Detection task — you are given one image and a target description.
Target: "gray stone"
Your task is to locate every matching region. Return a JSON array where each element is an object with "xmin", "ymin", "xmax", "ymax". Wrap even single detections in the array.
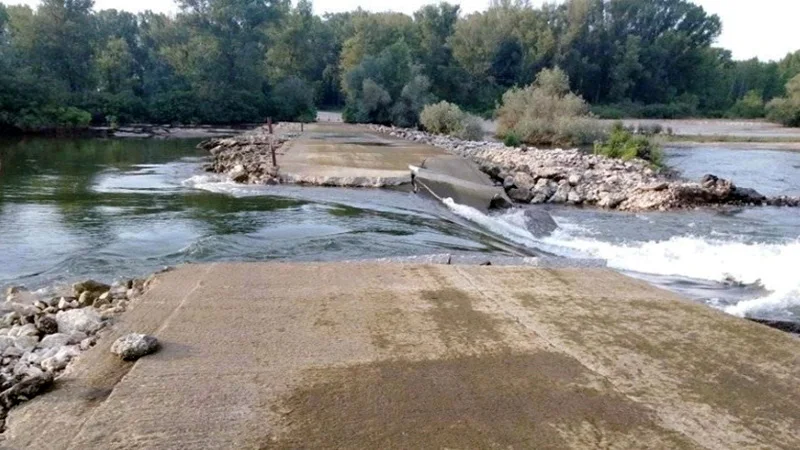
[
  {"xmin": 15, "ymin": 323, "xmax": 38, "ymax": 338},
  {"xmin": 507, "ymin": 188, "xmax": 533, "ymax": 203},
  {"xmin": 567, "ymin": 190, "xmax": 584, "ymax": 204},
  {"xmin": 6, "ymin": 303, "xmax": 38, "ymax": 318},
  {"xmin": 57, "ymin": 297, "xmax": 72, "ymax": 311},
  {"xmin": 512, "ymin": 172, "xmax": 536, "ymax": 191},
  {"xmin": 110, "ymin": 334, "xmax": 159, "ymax": 361},
  {"xmin": 40, "ymin": 346, "xmax": 80, "ymax": 372},
  {"xmin": 14, "ymin": 336, "xmax": 39, "ymax": 352},
  {"xmin": 80, "ymin": 337, "xmax": 96, "ymax": 351},
  {"xmin": 56, "ymin": 309, "xmax": 104, "ymax": 335},
  {"xmin": 3, "ymin": 346, "xmax": 23, "ymax": 358},
  {"xmin": 38, "ymin": 333, "xmax": 72, "ymax": 349},
  {"xmin": 0, "ymin": 336, "xmax": 15, "ymax": 353},
  {"xmin": 548, "ymin": 183, "xmax": 571, "ymax": 204},
  {"xmin": 93, "ymin": 294, "xmax": 111, "ymax": 309},
  {"xmin": 109, "ymin": 283, "xmax": 128, "ymax": 299},
  {"xmin": 568, "ymin": 174, "xmax": 582, "ymax": 186}
]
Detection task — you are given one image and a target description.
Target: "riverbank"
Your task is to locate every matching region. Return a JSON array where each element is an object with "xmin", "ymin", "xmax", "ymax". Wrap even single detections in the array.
[
  {"xmin": 372, "ymin": 125, "xmax": 800, "ymax": 210},
  {"xmin": 4, "ymin": 261, "xmax": 800, "ymax": 448}
]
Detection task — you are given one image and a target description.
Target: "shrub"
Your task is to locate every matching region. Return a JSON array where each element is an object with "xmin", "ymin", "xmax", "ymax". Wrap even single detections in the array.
[
  {"xmin": 503, "ymin": 131, "xmax": 521, "ymax": 147},
  {"xmin": 767, "ymin": 98, "xmax": 800, "ymax": 127},
  {"xmin": 496, "ymin": 68, "xmax": 606, "ymax": 146},
  {"xmin": 420, "ymin": 101, "xmax": 464, "ymax": 134},
  {"xmin": 420, "ymin": 101, "xmax": 485, "ymax": 141},
  {"xmin": 594, "ymin": 123, "xmax": 664, "ymax": 166},
  {"xmin": 729, "ymin": 90, "xmax": 765, "ymax": 119},
  {"xmin": 766, "ymin": 75, "xmax": 800, "ymax": 127}
]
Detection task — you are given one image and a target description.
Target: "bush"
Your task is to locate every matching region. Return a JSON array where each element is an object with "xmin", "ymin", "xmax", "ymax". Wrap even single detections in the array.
[
  {"xmin": 594, "ymin": 123, "xmax": 663, "ymax": 166},
  {"xmin": 420, "ymin": 101, "xmax": 465, "ymax": 134},
  {"xmin": 767, "ymin": 98, "xmax": 800, "ymax": 127},
  {"xmin": 419, "ymin": 101, "xmax": 485, "ymax": 141},
  {"xmin": 766, "ymin": 75, "xmax": 800, "ymax": 127},
  {"xmin": 14, "ymin": 106, "xmax": 92, "ymax": 131},
  {"xmin": 496, "ymin": 68, "xmax": 606, "ymax": 146},
  {"xmin": 729, "ymin": 90, "xmax": 765, "ymax": 119},
  {"xmin": 502, "ymin": 131, "xmax": 521, "ymax": 147}
]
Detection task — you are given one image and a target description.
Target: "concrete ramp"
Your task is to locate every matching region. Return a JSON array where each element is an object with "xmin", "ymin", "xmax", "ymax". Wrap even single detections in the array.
[
  {"xmin": 412, "ymin": 155, "xmax": 512, "ymax": 212},
  {"xmin": 4, "ymin": 262, "xmax": 800, "ymax": 449}
]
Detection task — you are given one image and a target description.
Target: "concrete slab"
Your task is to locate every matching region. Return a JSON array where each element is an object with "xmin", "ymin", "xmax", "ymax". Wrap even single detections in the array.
[
  {"xmin": 278, "ymin": 123, "xmax": 447, "ymax": 187},
  {"xmin": 4, "ymin": 262, "xmax": 800, "ymax": 449}
]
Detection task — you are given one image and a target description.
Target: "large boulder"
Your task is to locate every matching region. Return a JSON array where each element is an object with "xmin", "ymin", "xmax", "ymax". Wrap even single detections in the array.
[
  {"xmin": 512, "ymin": 172, "xmax": 536, "ymax": 191},
  {"xmin": 56, "ymin": 309, "xmax": 104, "ymax": 335}
]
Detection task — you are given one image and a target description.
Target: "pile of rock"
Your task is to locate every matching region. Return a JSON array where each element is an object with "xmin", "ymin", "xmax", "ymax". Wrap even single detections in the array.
[
  {"xmin": 200, "ymin": 126, "xmax": 288, "ymax": 184},
  {"xmin": 0, "ymin": 277, "xmax": 151, "ymax": 428},
  {"xmin": 371, "ymin": 125, "xmax": 800, "ymax": 211}
]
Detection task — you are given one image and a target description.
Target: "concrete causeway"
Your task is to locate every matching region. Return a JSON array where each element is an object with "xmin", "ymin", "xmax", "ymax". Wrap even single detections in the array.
[
  {"xmin": 4, "ymin": 262, "xmax": 800, "ymax": 449},
  {"xmin": 278, "ymin": 123, "xmax": 446, "ymax": 186}
]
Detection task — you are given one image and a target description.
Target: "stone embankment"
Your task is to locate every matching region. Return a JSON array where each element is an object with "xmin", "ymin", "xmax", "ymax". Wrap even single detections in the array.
[
  {"xmin": 0, "ymin": 276, "xmax": 154, "ymax": 429},
  {"xmin": 199, "ymin": 125, "xmax": 289, "ymax": 184},
  {"xmin": 372, "ymin": 125, "xmax": 800, "ymax": 211}
]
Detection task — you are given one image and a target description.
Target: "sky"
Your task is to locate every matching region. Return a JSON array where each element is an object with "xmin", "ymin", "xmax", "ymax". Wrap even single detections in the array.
[{"xmin": 3, "ymin": 0, "xmax": 798, "ymax": 61}]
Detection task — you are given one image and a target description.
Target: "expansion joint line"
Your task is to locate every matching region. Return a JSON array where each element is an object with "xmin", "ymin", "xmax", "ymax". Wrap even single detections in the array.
[{"xmin": 66, "ymin": 263, "xmax": 216, "ymax": 449}]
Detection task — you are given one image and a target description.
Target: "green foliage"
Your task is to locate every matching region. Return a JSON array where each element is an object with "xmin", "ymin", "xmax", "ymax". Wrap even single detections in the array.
[
  {"xmin": 419, "ymin": 101, "xmax": 465, "ymax": 134},
  {"xmin": 595, "ymin": 123, "xmax": 664, "ymax": 166},
  {"xmin": 271, "ymin": 77, "xmax": 318, "ymax": 122},
  {"xmin": 729, "ymin": 90, "xmax": 765, "ymax": 119},
  {"xmin": 342, "ymin": 41, "xmax": 433, "ymax": 126},
  {"xmin": 496, "ymin": 68, "xmax": 606, "ymax": 146},
  {"xmin": 419, "ymin": 101, "xmax": 483, "ymax": 141},
  {"xmin": 0, "ymin": 0, "xmax": 797, "ymax": 132},
  {"xmin": 502, "ymin": 131, "xmax": 521, "ymax": 148},
  {"xmin": 765, "ymin": 75, "xmax": 800, "ymax": 127}
]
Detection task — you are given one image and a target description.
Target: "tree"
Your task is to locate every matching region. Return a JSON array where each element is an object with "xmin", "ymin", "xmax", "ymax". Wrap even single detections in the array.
[{"xmin": 271, "ymin": 76, "xmax": 317, "ymax": 122}]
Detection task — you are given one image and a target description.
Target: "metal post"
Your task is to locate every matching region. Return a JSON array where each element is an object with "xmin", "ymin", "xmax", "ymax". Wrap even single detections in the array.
[
  {"xmin": 301, "ymin": 122, "xmax": 304, "ymax": 133},
  {"xmin": 267, "ymin": 117, "xmax": 273, "ymax": 134},
  {"xmin": 270, "ymin": 139, "xmax": 277, "ymax": 167}
]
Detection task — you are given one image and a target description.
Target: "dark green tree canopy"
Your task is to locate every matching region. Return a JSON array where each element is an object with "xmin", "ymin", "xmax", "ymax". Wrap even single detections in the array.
[{"xmin": 0, "ymin": 0, "xmax": 797, "ymax": 131}]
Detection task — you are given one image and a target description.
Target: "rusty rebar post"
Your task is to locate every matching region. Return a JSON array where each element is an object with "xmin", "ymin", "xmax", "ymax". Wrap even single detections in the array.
[{"xmin": 270, "ymin": 138, "xmax": 277, "ymax": 168}]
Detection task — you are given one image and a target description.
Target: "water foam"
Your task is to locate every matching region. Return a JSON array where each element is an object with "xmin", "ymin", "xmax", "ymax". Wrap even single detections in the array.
[{"xmin": 442, "ymin": 198, "xmax": 800, "ymax": 319}]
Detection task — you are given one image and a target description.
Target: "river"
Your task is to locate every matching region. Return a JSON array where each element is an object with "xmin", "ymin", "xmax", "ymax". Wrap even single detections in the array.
[{"xmin": 1, "ymin": 137, "xmax": 799, "ymax": 323}]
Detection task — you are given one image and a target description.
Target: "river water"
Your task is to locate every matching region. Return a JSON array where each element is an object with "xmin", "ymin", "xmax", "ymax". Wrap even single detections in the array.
[{"xmin": 1, "ymin": 138, "xmax": 798, "ymax": 323}]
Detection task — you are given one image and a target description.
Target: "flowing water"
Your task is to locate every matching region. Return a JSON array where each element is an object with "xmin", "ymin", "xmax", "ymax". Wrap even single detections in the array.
[{"xmin": 1, "ymin": 138, "xmax": 798, "ymax": 323}]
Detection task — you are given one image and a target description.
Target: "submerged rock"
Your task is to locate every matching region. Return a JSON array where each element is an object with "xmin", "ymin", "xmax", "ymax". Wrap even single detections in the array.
[
  {"xmin": 72, "ymin": 280, "xmax": 110, "ymax": 297},
  {"xmin": 111, "ymin": 334, "xmax": 159, "ymax": 361},
  {"xmin": 522, "ymin": 209, "xmax": 558, "ymax": 237}
]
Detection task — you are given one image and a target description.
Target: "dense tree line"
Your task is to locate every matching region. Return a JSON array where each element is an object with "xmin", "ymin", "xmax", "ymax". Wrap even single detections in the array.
[{"xmin": 1, "ymin": 0, "xmax": 799, "ymax": 132}]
